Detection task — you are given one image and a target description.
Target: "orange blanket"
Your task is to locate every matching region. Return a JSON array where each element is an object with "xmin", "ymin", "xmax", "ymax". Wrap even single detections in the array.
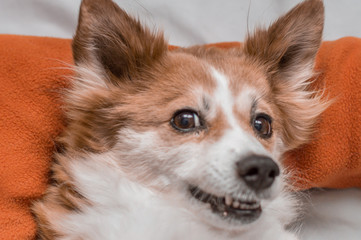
[{"xmin": 0, "ymin": 35, "xmax": 360, "ymax": 239}]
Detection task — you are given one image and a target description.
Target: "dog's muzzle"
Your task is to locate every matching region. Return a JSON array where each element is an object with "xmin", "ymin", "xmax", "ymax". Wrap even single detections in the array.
[{"xmin": 188, "ymin": 155, "xmax": 279, "ymax": 223}]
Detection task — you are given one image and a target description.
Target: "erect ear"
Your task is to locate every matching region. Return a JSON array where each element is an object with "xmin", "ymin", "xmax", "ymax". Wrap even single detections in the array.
[
  {"xmin": 64, "ymin": 0, "xmax": 167, "ymax": 152},
  {"xmin": 244, "ymin": 0, "xmax": 324, "ymax": 83},
  {"xmin": 72, "ymin": 0, "xmax": 167, "ymax": 86},
  {"xmin": 244, "ymin": 0, "xmax": 327, "ymax": 149}
]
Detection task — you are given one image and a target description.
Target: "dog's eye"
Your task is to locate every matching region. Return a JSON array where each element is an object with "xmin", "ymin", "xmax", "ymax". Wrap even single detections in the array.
[
  {"xmin": 253, "ymin": 114, "xmax": 272, "ymax": 138},
  {"xmin": 171, "ymin": 110, "xmax": 200, "ymax": 132}
]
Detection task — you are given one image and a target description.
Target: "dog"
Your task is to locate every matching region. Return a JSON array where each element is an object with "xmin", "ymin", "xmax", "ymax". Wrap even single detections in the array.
[{"xmin": 32, "ymin": 0, "xmax": 327, "ymax": 239}]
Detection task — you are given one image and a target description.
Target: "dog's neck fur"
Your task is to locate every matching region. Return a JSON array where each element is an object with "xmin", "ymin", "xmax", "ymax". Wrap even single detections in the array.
[{"xmin": 47, "ymin": 151, "xmax": 298, "ymax": 240}]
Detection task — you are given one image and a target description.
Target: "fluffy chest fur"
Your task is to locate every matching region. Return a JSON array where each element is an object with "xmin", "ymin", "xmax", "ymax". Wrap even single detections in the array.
[{"xmin": 48, "ymin": 152, "xmax": 297, "ymax": 240}]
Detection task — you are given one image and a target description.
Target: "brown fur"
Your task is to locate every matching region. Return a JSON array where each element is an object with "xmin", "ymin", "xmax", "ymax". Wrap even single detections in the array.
[
  {"xmin": 244, "ymin": 0, "xmax": 326, "ymax": 149},
  {"xmin": 33, "ymin": 0, "xmax": 327, "ymax": 238}
]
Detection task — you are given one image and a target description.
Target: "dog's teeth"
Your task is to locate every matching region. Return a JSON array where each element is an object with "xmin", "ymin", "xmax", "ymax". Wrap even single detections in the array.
[
  {"xmin": 232, "ymin": 201, "xmax": 240, "ymax": 208},
  {"xmin": 240, "ymin": 203, "xmax": 250, "ymax": 209},
  {"xmin": 225, "ymin": 194, "xmax": 232, "ymax": 206},
  {"xmin": 238, "ymin": 202, "xmax": 260, "ymax": 210}
]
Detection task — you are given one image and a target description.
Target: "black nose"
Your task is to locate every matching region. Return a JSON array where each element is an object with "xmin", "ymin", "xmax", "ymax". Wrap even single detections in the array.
[{"xmin": 237, "ymin": 155, "xmax": 280, "ymax": 191}]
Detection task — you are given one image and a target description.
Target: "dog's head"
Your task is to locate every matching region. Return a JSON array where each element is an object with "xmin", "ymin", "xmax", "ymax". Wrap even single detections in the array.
[{"xmin": 68, "ymin": 0, "xmax": 325, "ymax": 230}]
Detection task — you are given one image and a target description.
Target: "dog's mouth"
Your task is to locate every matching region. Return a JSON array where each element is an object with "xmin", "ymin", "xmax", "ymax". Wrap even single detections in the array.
[{"xmin": 189, "ymin": 185, "xmax": 261, "ymax": 223}]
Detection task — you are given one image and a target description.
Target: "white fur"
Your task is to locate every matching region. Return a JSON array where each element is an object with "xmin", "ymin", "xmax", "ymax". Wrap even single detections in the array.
[
  {"xmin": 204, "ymin": 67, "xmax": 275, "ymax": 197},
  {"xmin": 210, "ymin": 67, "xmax": 238, "ymax": 127},
  {"xmin": 54, "ymin": 148, "xmax": 298, "ymax": 240},
  {"xmin": 209, "ymin": 67, "xmax": 269, "ymax": 156},
  {"xmin": 50, "ymin": 117, "xmax": 299, "ymax": 240}
]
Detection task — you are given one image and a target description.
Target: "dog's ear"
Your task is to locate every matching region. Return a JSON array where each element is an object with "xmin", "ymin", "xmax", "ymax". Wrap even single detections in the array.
[
  {"xmin": 244, "ymin": 0, "xmax": 324, "ymax": 84},
  {"xmin": 72, "ymin": 0, "xmax": 167, "ymax": 86},
  {"xmin": 64, "ymin": 0, "xmax": 167, "ymax": 152},
  {"xmin": 244, "ymin": 0, "xmax": 327, "ymax": 149}
]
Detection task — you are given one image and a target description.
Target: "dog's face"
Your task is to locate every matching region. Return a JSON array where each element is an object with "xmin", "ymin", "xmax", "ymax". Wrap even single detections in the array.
[{"xmin": 68, "ymin": 0, "xmax": 325, "ymax": 230}]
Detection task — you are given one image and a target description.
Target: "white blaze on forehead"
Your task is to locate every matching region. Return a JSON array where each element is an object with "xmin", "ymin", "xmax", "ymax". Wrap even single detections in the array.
[
  {"xmin": 208, "ymin": 67, "xmax": 270, "ymax": 159},
  {"xmin": 209, "ymin": 66, "xmax": 259, "ymax": 125},
  {"xmin": 210, "ymin": 67, "xmax": 239, "ymax": 128}
]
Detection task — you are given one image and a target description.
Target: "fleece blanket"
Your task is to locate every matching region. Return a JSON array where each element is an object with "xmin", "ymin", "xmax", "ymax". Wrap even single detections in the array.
[{"xmin": 0, "ymin": 35, "xmax": 360, "ymax": 239}]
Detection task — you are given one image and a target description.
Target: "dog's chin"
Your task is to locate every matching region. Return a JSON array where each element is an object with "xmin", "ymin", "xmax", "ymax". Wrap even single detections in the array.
[{"xmin": 187, "ymin": 185, "xmax": 263, "ymax": 230}]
